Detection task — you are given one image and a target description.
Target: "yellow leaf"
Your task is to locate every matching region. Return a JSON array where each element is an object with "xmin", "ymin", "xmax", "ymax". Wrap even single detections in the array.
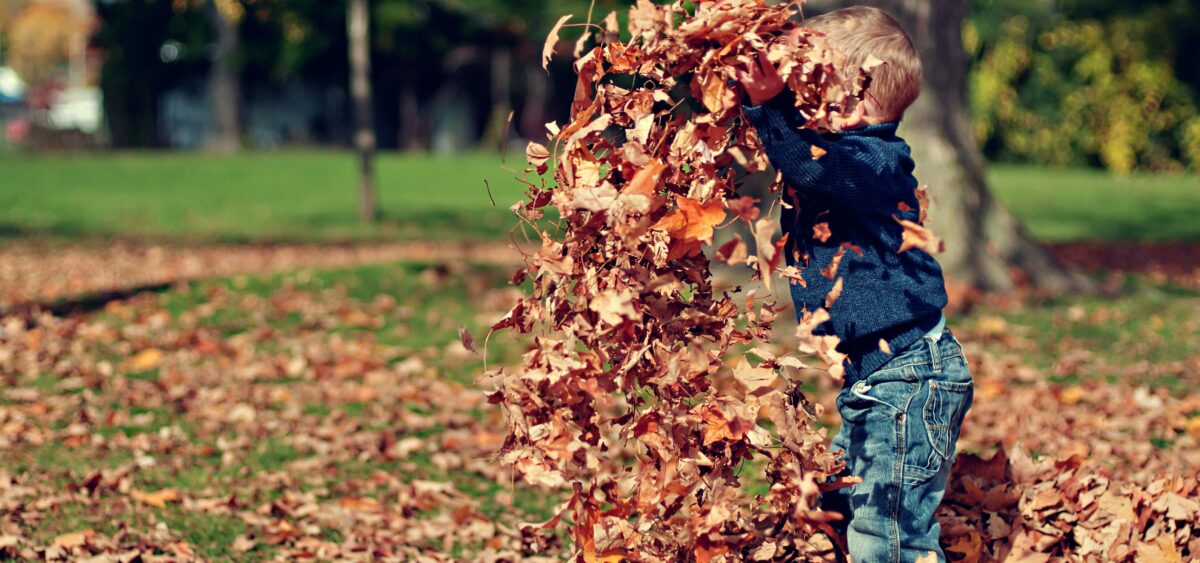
[
  {"xmin": 126, "ymin": 348, "xmax": 163, "ymax": 371},
  {"xmin": 131, "ymin": 488, "xmax": 180, "ymax": 508},
  {"xmin": 50, "ymin": 530, "xmax": 92, "ymax": 549},
  {"xmin": 1059, "ymin": 385, "xmax": 1087, "ymax": 406},
  {"xmin": 1186, "ymin": 417, "xmax": 1200, "ymax": 438}
]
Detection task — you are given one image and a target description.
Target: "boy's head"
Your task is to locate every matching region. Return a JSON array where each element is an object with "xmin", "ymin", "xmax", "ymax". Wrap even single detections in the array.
[{"xmin": 801, "ymin": 6, "xmax": 922, "ymax": 123}]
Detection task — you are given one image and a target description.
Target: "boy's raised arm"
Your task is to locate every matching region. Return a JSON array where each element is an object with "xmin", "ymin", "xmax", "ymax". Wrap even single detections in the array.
[{"xmin": 742, "ymin": 96, "xmax": 889, "ymax": 208}]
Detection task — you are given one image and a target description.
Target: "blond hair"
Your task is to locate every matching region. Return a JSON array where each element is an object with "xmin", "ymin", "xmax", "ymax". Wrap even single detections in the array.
[{"xmin": 802, "ymin": 6, "xmax": 922, "ymax": 121}]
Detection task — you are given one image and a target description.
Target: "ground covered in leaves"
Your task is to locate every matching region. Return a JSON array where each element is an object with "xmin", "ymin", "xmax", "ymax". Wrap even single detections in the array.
[{"xmin": 1, "ymin": 259, "xmax": 1198, "ymax": 560}]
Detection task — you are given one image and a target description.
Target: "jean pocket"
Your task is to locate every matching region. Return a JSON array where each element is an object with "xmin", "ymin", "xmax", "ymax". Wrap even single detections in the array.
[
  {"xmin": 922, "ymin": 379, "xmax": 972, "ymax": 469},
  {"xmin": 839, "ymin": 373, "xmax": 917, "ymax": 424}
]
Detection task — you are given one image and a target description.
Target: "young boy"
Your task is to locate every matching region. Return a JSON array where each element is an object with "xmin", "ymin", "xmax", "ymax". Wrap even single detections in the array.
[{"xmin": 736, "ymin": 7, "xmax": 974, "ymax": 563}]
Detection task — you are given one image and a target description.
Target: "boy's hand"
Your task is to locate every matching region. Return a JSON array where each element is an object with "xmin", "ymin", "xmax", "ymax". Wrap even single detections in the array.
[{"xmin": 736, "ymin": 49, "xmax": 785, "ymax": 106}]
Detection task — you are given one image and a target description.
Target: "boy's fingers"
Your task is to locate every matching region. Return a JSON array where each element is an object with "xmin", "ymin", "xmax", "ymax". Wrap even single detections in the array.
[{"xmin": 756, "ymin": 49, "xmax": 774, "ymax": 74}]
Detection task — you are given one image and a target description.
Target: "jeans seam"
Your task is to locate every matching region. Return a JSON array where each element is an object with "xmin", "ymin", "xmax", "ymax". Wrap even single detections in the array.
[
  {"xmin": 891, "ymin": 409, "xmax": 903, "ymax": 563},
  {"xmin": 889, "ymin": 367, "xmax": 918, "ymax": 563}
]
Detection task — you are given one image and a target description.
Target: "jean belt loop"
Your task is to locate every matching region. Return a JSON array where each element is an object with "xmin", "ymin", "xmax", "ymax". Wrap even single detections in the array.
[{"xmin": 927, "ymin": 336, "xmax": 941, "ymax": 373}]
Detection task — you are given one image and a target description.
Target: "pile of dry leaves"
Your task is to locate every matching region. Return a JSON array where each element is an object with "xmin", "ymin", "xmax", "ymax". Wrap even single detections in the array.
[
  {"xmin": 488, "ymin": 0, "xmax": 1199, "ymax": 560},
  {"xmin": 488, "ymin": 0, "xmax": 884, "ymax": 559}
]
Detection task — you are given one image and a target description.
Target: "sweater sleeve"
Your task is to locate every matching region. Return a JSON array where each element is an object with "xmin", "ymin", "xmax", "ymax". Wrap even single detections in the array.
[{"xmin": 742, "ymin": 95, "xmax": 893, "ymax": 208}]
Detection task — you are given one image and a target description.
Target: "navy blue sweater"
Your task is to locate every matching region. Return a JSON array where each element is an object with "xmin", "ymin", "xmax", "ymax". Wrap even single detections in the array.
[{"xmin": 742, "ymin": 93, "xmax": 948, "ymax": 382}]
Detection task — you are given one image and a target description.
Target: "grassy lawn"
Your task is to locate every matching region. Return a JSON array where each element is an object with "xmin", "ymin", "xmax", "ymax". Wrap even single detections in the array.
[
  {"xmin": 0, "ymin": 260, "xmax": 550, "ymax": 558},
  {"xmin": 988, "ymin": 164, "xmax": 1200, "ymax": 242},
  {"xmin": 3, "ymin": 255, "xmax": 1197, "ymax": 556},
  {"xmin": 0, "ymin": 151, "xmax": 532, "ymax": 243},
  {"xmin": 1, "ymin": 151, "xmax": 1196, "ymax": 243}
]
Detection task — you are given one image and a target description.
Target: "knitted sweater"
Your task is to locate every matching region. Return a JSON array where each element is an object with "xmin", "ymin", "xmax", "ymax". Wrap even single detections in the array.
[{"xmin": 742, "ymin": 93, "xmax": 948, "ymax": 382}]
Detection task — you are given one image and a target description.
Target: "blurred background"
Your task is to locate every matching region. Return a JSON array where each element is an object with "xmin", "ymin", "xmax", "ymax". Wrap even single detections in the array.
[
  {"xmin": 0, "ymin": 0, "xmax": 1196, "ymax": 245},
  {"xmin": 0, "ymin": 2, "xmax": 1198, "ymax": 558}
]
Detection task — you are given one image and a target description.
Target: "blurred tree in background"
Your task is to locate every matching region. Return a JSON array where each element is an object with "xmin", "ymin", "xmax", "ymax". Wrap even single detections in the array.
[
  {"xmin": 968, "ymin": 0, "xmax": 1200, "ymax": 172},
  {"xmin": 6, "ymin": 0, "xmax": 1198, "ymax": 170}
]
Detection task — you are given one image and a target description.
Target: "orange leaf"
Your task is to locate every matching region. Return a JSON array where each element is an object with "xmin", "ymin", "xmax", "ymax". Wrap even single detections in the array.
[
  {"xmin": 810, "ymin": 145, "xmax": 828, "ymax": 160},
  {"xmin": 813, "ymin": 222, "xmax": 831, "ymax": 242},
  {"xmin": 51, "ymin": 530, "xmax": 93, "ymax": 549},
  {"xmin": 895, "ymin": 217, "xmax": 944, "ymax": 255},
  {"xmin": 126, "ymin": 348, "xmax": 163, "ymax": 371},
  {"xmin": 653, "ymin": 196, "xmax": 726, "ymax": 243}
]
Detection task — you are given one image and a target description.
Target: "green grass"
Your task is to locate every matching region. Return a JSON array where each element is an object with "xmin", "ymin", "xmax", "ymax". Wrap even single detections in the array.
[
  {"xmin": 1, "ymin": 151, "xmax": 1195, "ymax": 244},
  {"xmin": 961, "ymin": 277, "xmax": 1200, "ymax": 393},
  {"xmin": 0, "ymin": 151, "xmax": 533, "ymax": 243},
  {"xmin": 988, "ymin": 164, "xmax": 1200, "ymax": 242}
]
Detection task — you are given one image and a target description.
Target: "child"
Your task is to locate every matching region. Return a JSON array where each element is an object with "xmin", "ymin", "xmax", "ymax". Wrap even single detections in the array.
[{"xmin": 736, "ymin": 7, "xmax": 974, "ymax": 563}]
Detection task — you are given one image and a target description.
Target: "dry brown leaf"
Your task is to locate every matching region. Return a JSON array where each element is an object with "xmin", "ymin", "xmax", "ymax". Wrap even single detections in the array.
[
  {"xmin": 542, "ymin": 15, "xmax": 573, "ymax": 70},
  {"xmin": 896, "ymin": 217, "xmax": 944, "ymax": 255}
]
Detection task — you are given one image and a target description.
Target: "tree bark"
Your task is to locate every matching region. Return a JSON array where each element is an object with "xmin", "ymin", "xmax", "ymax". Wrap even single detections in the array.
[
  {"xmin": 348, "ymin": 0, "xmax": 378, "ymax": 222},
  {"xmin": 399, "ymin": 75, "xmax": 421, "ymax": 150},
  {"xmin": 825, "ymin": 0, "xmax": 1089, "ymax": 292},
  {"xmin": 205, "ymin": 0, "xmax": 240, "ymax": 154},
  {"xmin": 481, "ymin": 45, "xmax": 513, "ymax": 151}
]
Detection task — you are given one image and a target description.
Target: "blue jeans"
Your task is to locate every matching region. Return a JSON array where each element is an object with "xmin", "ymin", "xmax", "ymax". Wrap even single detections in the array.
[{"xmin": 826, "ymin": 329, "xmax": 973, "ymax": 563}]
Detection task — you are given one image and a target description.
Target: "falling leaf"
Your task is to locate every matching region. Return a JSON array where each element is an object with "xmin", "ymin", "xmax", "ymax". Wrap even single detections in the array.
[
  {"xmin": 895, "ymin": 217, "xmax": 944, "ymax": 255},
  {"xmin": 458, "ymin": 326, "xmax": 476, "ymax": 353},
  {"xmin": 824, "ymin": 277, "xmax": 843, "ymax": 308},
  {"xmin": 810, "ymin": 145, "xmax": 828, "ymax": 160},
  {"xmin": 590, "ymin": 289, "xmax": 637, "ymax": 326},
  {"xmin": 653, "ymin": 196, "xmax": 726, "ymax": 243},
  {"xmin": 716, "ymin": 236, "xmax": 748, "ymax": 265},
  {"xmin": 526, "ymin": 141, "xmax": 551, "ymax": 173},
  {"xmin": 733, "ymin": 357, "xmax": 777, "ymax": 394},
  {"xmin": 542, "ymin": 15, "xmax": 573, "ymax": 70},
  {"xmin": 813, "ymin": 222, "xmax": 831, "ymax": 242}
]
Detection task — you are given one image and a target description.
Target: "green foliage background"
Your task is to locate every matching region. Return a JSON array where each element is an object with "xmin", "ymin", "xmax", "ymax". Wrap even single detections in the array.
[{"xmin": 967, "ymin": 0, "xmax": 1200, "ymax": 172}]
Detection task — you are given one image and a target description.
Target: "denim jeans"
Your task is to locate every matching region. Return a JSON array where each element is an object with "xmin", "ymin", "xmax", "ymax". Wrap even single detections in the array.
[{"xmin": 825, "ymin": 329, "xmax": 973, "ymax": 563}]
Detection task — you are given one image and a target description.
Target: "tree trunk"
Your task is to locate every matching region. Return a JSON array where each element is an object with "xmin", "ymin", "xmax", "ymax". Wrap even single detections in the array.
[
  {"xmin": 205, "ymin": 0, "xmax": 240, "ymax": 153},
  {"xmin": 519, "ymin": 61, "xmax": 551, "ymax": 141},
  {"xmin": 348, "ymin": 0, "xmax": 378, "ymax": 222},
  {"xmin": 826, "ymin": 0, "xmax": 1089, "ymax": 292},
  {"xmin": 399, "ymin": 75, "xmax": 421, "ymax": 150},
  {"xmin": 481, "ymin": 45, "xmax": 513, "ymax": 151}
]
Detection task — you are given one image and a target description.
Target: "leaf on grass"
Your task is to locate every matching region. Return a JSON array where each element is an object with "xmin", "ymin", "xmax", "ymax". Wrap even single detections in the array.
[
  {"xmin": 126, "ymin": 348, "xmax": 163, "ymax": 371},
  {"xmin": 131, "ymin": 488, "xmax": 180, "ymax": 508},
  {"xmin": 51, "ymin": 530, "xmax": 93, "ymax": 549},
  {"xmin": 231, "ymin": 535, "xmax": 257, "ymax": 553}
]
